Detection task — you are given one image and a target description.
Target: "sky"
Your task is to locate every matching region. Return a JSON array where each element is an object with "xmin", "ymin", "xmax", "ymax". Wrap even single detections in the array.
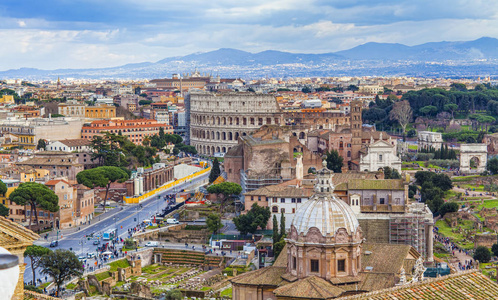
[{"xmin": 1, "ymin": 0, "xmax": 498, "ymax": 70}]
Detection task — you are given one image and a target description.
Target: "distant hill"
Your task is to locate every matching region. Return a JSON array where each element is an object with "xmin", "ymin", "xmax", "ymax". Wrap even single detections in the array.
[{"xmin": 2, "ymin": 37, "xmax": 498, "ymax": 79}]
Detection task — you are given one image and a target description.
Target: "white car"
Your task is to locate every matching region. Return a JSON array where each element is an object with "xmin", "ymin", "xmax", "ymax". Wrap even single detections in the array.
[{"xmin": 145, "ymin": 241, "xmax": 159, "ymax": 247}]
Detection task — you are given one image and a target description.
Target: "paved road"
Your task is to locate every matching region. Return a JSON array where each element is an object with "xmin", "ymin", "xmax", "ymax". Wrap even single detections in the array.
[{"xmin": 25, "ymin": 171, "xmax": 209, "ymax": 285}]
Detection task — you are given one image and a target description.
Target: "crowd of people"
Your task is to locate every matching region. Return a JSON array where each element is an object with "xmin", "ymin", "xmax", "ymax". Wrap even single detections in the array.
[{"xmin": 434, "ymin": 228, "xmax": 476, "ymax": 271}]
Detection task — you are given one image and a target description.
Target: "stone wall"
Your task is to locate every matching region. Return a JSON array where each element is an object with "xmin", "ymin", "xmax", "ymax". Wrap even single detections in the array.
[{"xmin": 475, "ymin": 234, "xmax": 498, "ymax": 249}]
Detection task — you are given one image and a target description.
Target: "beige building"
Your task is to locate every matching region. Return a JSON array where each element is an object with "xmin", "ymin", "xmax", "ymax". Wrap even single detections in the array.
[{"xmin": 46, "ymin": 179, "xmax": 76, "ymax": 229}]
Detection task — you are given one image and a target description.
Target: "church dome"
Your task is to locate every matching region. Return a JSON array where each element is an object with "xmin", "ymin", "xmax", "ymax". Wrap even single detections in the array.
[
  {"xmin": 292, "ymin": 193, "xmax": 359, "ymax": 237},
  {"xmin": 291, "ymin": 160, "xmax": 360, "ymax": 238}
]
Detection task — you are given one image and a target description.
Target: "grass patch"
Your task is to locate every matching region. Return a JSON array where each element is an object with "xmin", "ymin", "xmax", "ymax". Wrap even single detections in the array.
[
  {"xmin": 221, "ymin": 287, "xmax": 232, "ymax": 297},
  {"xmin": 66, "ymin": 283, "xmax": 76, "ymax": 290},
  {"xmin": 109, "ymin": 259, "xmax": 131, "ymax": 272},
  {"xmin": 435, "ymin": 220, "xmax": 475, "ymax": 250},
  {"xmin": 452, "ymin": 175, "xmax": 481, "ymax": 182},
  {"xmin": 460, "ymin": 184, "xmax": 485, "ymax": 191},
  {"xmin": 477, "ymin": 200, "xmax": 498, "ymax": 210},
  {"xmin": 408, "ymin": 144, "xmax": 418, "ymax": 150},
  {"xmin": 94, "ymin": 271, "xmax": 111, "ymax": 281},
  {"xmin": 39, "ymin": 282, "xmax": 51, "ymax": 289},
  {"xmin": 201, "ymin": 287, "xmax": 212, "ymax": 291}
]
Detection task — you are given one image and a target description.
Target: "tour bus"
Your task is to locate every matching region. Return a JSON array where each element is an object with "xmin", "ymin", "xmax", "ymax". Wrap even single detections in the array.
[{"xmin": 103, "ymin": 229, "xmax": 117, "ymax": 241}]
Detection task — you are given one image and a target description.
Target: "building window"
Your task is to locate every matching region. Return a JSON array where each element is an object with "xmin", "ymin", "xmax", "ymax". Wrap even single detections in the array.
[
  {"xmin": 280, "ymin": 198, "xmax": 285, "ymax": 203},
  {"xmin": 310, "ymin": 259, "xmax": 319, "ymax": 273},
  {"xmin": 292, "ymin": 256, "xmax": 297, "ymax": 270},
  {"xmin": 338, "ymin": 259, "xmax": 345, "ymax": 272},
  {"xmin": 291, "ymin": 198, "xmax": 296, "ymax": 203},
  {"xmin": 272, "ymin": 206, "xmax": 278, "ymax": 213},
  {"xmin": 380, "ymin": 198, "xmax": 385, "ymax": 204},
  {"xmin": 292, "ymin": 208, "xmax": 295, "ymax": 213},
  {"xmin": 395, "ymin": 198, "xmax": 400, "ymax": 205},
  {"xmin": 281, "ymin": 208, "xmax": 285, "ymax": 213},
  {"xmin": 258, "ymin": 196, "xmax": 261, "ymax": 201},
  {"xmin": 297, "ymin": 198, "xmax": 302, "ymax": 203},
  {"xmin": 251, "ymin": 196, "xmax": 254, "ymax": 201},
  {"xmin": 379, "ymin": 154, "xmax": 383, "ymax": 161}
]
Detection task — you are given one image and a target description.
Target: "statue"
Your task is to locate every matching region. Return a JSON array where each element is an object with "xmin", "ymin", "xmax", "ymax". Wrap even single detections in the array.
[
  {"xmin": 410, "ymin": 257, "xmax": 426, "ymax": 283},
  {"xmin": 398, "ymin": 267, "xmax": 407, "ymax": 285}
]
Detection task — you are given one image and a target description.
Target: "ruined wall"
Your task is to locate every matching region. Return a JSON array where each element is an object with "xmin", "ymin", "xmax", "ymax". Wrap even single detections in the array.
[{"xmin": 475, "ymin": 234, "xmax": 498, "ymax": 249}]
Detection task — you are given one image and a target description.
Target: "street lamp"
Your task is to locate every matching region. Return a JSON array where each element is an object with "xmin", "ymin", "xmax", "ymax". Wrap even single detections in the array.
[{"xmin": 79, "ymin": 239, "xmax": 86, "ymax": 256}]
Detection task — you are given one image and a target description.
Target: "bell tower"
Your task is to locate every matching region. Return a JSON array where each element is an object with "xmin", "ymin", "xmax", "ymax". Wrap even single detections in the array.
[{"xmin": 350, "ymin": 100, "xmax": 362, "ymax": 160}]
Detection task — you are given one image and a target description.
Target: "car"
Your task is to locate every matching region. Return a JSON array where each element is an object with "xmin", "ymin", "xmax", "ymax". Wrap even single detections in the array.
[
  {"xmin": 87, "ymin": 253, "xmax": 96, "ymax": 259},
  {"xmin": 49, "ymin": 240, "xmax": 58, "ymax": 247},
  {"xmin": 78, "ymin": 256, "xmax": 86, "ymax": 261},
  {"xmin": 145, "ymin": 241, "xmax": 159, "ymax": 247},
  {"xmin": 93, "ymin": 240, "xmax": 100, "ymax": 245},
  {"xmin": 166, "ymin": 218, "xmax": 180, "ymax": 224}
]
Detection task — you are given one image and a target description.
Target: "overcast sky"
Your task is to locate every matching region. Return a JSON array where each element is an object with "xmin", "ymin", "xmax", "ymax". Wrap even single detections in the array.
[{"xmin": 1, "ymin": 0, "xmax": 498, "ymax": 70}]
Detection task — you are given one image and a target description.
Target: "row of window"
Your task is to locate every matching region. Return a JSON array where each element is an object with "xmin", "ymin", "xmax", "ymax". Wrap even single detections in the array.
[
  {"xmin": 292, "ymin": 257, "xmax": 345, "ymax": 273},
  {"xmin": 272, "ymin": 206, "xmax": 295, "ymax": 213}
]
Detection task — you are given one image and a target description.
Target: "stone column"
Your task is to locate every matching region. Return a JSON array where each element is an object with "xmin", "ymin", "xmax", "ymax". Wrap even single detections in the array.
[{"xmin": 427, "ymin": 223, "xmax": 434, "ymax": 262}]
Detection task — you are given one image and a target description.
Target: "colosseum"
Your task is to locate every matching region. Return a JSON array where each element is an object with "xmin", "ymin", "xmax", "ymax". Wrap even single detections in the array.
[{"xmin": 187, "ymin": 91, "xmax": 283, "ymax": 155}]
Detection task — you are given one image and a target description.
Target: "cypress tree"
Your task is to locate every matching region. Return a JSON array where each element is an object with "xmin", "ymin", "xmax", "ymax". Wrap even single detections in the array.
[
  {"xmin": 209, "ymin": 158, "xmax": 221, "ymax": 183},
  {"xmin": 280, "ymin": 212, "xmax": 286, "ymax": 240},
  {"xmin": 272, "ymin": 215, "xmax": 279, "ymax": 242}
]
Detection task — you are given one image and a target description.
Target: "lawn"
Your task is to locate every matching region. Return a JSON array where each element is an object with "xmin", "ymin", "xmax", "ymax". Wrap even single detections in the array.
[
  {"xmin": 408, "ymin": 144, "xmax": 418, "ymax": 150},
  {"xmin": 452, "ymin": 175, "xmax": 481, "ymax": 182},
  {"xmin": 109, "ymin": 259, "xmax": 131, "ymax": 272},
  {"xmin": 477, "ymin": 200, "xmax": 498, "ymax": 210},
  {"xmin": 460, "ymin": 184, "xmax": 485, "ymax": 192},
  {"xmin": 435, "ymin": 220, "xmax": 475, "ymax": 250},
  {"xmin": 95, "ymin": 271, "xmax": 111, "ymax": 281},
  {"xmin": 221, "ymin": 287, "xmax": 232, "ymax": 297},
  {"xmin": 66, "ymin": 283, "xmax": 77, "ymax": 290}
]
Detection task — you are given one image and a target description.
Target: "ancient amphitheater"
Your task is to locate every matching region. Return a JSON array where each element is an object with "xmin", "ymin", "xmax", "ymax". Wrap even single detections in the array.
[{"xmin": 188, "ymin": 92, "xmax": 283, "ymax": 155}]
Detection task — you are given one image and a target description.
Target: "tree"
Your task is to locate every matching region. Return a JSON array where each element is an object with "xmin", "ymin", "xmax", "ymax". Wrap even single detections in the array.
[
  {"xmin": 325, "ymin": 150, "xmax": 343, "ymax": 173},
  {"xmin": 233, "ymin": 203, "xmax": 271, "ymax": 235},
  {"xmin": 273, "ymin": 239, "xmax": 286, "ymax": 259},
  {"xmin": 272, "ymin": 215, "xmax": 279, "ymax": 242},
  {"xmin": 439, "ymin": 202, "xmax": 459, "ymax": 217},
  {"xmin": 206, "ymin": 213, "xmax": 223, "ymax": 234},
  {"xmin": 165, "ymin": 289, "xmax": 183, "ymax": 300},
  {"xmin": 474, "ymin": 246, "xmax": 491, "ymax": 263},
  {"xmin": 389, "ymin": 100, "xmax": 412, "ymax": 138},
  {"xmin": 347, "ymin": 84, "xmax": 359, "ymax": 92},
  {"xmin": 492, "ymin": 243, "xmax": 498, "ymax": 257},
  {"xmin": 9, "ymin": 182, "xmax": 59, "ymax": 229},
  {"xmin": 36, "ymin": 139, "xmax": 47, "ymax": 150},
  {"xmin": 279, "ymin": 211, "xmax": 286, "ymax": 239},
  {"xmin": 209, "ymin": 157, "xmax": 221, "ymax": 183},
  {"xmin": 24, "ymin": 245, "xmax": 52, "ymax": 284},
  {"xmin": 76, "ymin": 166, "xmax": 129, "ymax": 212},
  {"xmin": 383, "ymin": 166, "xmax": 401, "ymax": 179},
  {"xmin": 40, "ymin": 249, "xmax": 83, "ymax": 296},
  {"xmin": 0, "ymin": 179, "xmax": 7, "ymax": 196},
  {"xmin": 206, "ymin": 182, "xmax": 242, "ymax": 213},
  {"xmin": 444, "ymin": 103, "xmax": 458, "ymax": 119},
  {"xmin": 301, "ymin": 87, "xmax": 312, "ymax": 93},
  {"xmin": 487, "ymin": 157, "xmax": 498, "ymax": 175},
  {"xmin": 419, "ymin": 105, "xmax": 438, "ymax": 117},
  {"xmin": 0, "ymin": 203, "xmax": 9, "ymax": 217}
]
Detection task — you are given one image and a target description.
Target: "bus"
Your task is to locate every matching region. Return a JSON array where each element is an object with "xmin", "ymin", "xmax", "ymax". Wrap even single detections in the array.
[{"xmin": 103, "ymin": 229, "xmax": 117, "ymax": 241}]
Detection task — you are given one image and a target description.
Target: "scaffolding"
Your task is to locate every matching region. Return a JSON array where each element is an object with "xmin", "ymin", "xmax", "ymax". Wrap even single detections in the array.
[
  {"xmin": 389, "ymin": 214, "xmax": 427, "ymax": 258},
  {"xmin": 240, "ymin": 169, "xmax": 289, "ymax": 195}
]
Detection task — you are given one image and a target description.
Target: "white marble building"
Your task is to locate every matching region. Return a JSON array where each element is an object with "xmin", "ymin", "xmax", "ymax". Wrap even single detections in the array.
[{"xmin": 359, "ymin": 136, "xmax": 402, "ymax": 172}]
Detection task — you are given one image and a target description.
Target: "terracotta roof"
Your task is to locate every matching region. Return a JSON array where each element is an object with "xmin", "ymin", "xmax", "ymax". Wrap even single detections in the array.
[
  {"xmin": 341, "ymin": 270, "xmax": 498, "ymax": 300},
  {"xmin": 245, "ymin": 179, "xmax": 314, "ymax": 198},
  {"xmin": 273, "ymin": 244, "xmax": 288, "ymax": 267},
  {"xmin": 273, "ymin": 276, "xmax": 345, "ymax": 299},
  {"xmin": 230, "ymin": 266, "xmax": 286, "ymax": 286},
  {"xmin": 360, "ymin": 243, "xmax": 418, "ymax": 275},
  {"xmin": 347, "ymin": 179, "xmax": 405, "ymax": 190},
  {"xmin": 45, "ymin": 179, "xmax": 70, "ymax": 186},
  {"xmin": 17, "ymin": 157, "xmax": 82, "ymax": 167},
  {"xmin": 225, "ymin": 144, "xmax": 243, "ymax": 157},
  {"xmin": 56, "ymin": 139, "xmax": 91, "ymax": 147}
]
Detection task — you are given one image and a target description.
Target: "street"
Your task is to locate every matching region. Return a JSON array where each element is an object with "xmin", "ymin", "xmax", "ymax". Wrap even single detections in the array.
[{"xmin": 24, "ymin": 172, "xmax": 209, "ymax": 285}]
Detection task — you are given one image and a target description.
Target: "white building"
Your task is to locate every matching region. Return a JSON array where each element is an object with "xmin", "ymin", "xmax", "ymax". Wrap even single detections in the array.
[
  {"xmin": 359, "ymin": 136, "xmax": 402, "ymax": 172},
  {"xmin": 418, "ymin": 131, "xmax": 443, "ymax": 150},
  {"xmin": 46, "ymin": 139, "xmax": 91, "ymax": 152}
]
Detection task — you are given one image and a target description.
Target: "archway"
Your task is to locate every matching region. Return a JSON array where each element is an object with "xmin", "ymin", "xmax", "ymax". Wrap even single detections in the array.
[{"xmin": 470, "ymin": 156, "xmax": 480, "ymax": 169}]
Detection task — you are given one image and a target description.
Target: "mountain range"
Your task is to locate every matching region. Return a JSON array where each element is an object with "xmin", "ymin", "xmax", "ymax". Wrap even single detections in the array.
[{"xmin": 3, "ymin": 37, "xmax": 498, "ymax": 79}]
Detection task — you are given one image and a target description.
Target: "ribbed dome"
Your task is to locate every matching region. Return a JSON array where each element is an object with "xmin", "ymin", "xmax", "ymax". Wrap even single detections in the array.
[{"xmin": 291, "ymin": 193, "xmax": 360, "ymax": 237}]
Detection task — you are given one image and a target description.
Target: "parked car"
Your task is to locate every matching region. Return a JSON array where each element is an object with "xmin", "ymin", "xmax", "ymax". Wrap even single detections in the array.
[
  {"xmin": 93, "ymin": 240, "xmax": 100, "ymax": 245},
  {"xmin": 87, "ymin": 253, "xmax": 96, "ymax": 258},
  {"xmin": 49, "ymin": 240, "xmax": 58, "ymax": 247},
  {"xmin": 166, "ymin": 218, "xmax": 180, "ymax": 224}
]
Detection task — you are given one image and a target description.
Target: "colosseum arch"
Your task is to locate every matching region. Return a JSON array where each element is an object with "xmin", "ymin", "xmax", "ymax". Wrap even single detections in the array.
[
  {"xmin": 211, "ymin": 131, "xmax": 215, "ymax": 139},
  {"xmin": 222, "ymin": 117, "xmax": 227, "ymax": 125},
  {"xmin": 243, "ymin": 117, "xmax": 247, "ymax": 125},
  {"xmin": 235, "ymin": 132, "xmax": 239, "ymax": 140},
  {"xmin": 211, "ymin": 146, "xmax": 215, "ymax": 154},
  {"xmin": 236, "ymin": 117, "xmax": 240, "ymax": 125},
  {"xmin": 460, "ymin": 144, "xmax": 487, "ymax": 173},
  {"xmin": 228, "ymin": 132, "xmax": 233, "ymax": 140},
  {"xmin": 222, "ymin": 147, "xmax": 227, "ymax": 152},
  {"xmin": 229, "ymin": 117, "xmax": 233, "ymax": 125},
  {"xmin": 217, "ymin": 132, "xmax": 220, "ymax": 140},
  {"xmin": 222, "ymin": 132, "xmax": 226, "ymax": 140},
  {"xmin": 216, "ymin": 146, "xmax": 221, "ymax": 152},
  {"xmin": 299, "ymin": 132, "xmax": 306, "ymax": 139}
]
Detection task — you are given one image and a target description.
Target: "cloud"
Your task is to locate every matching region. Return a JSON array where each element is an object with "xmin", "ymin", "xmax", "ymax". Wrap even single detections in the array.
[{"xmin": 0, "ymin": 0, "xmax": 498, "ymax": 70}]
